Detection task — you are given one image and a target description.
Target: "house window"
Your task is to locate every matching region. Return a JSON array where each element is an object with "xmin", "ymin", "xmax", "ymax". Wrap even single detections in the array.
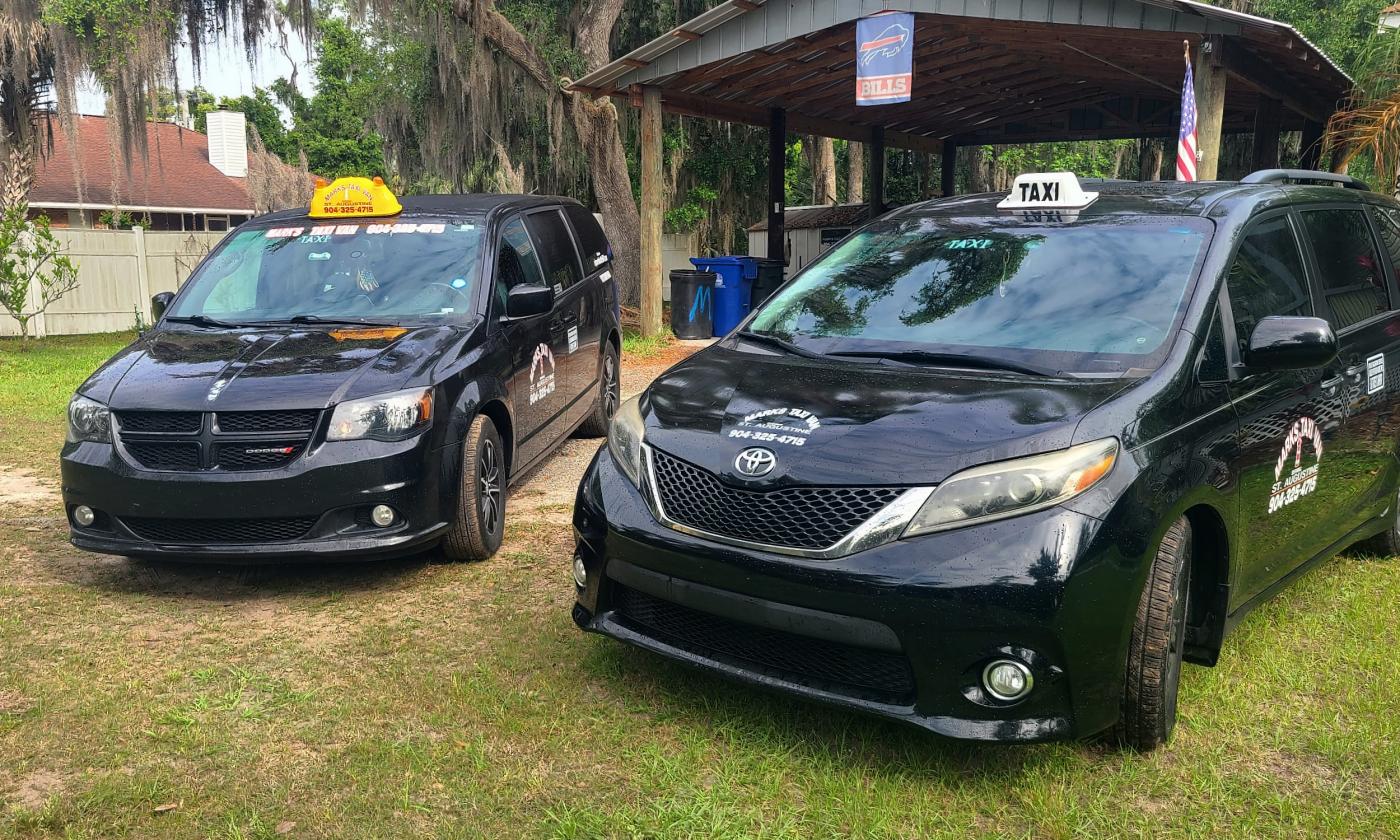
[{"xmin": 205, "ymin": 215, "xmax": 231, "ymax": 232}]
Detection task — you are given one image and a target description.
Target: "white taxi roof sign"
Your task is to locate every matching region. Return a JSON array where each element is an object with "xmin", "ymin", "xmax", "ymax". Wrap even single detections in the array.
[{"xmin": 997, "ymin": 172, "xmax": 1098, "ymax": 211}]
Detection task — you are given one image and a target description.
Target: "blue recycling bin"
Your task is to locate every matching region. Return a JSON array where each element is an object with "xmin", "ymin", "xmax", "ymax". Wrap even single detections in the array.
[{"xmin": 689, "ymin": 256, "xmax": 759, "ymax": 335}]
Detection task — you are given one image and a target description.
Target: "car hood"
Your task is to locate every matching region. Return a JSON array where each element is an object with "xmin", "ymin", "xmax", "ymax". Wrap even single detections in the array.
[
  {"xmin": 642, "ymin": 346, "xmax": 1134, "ymax": 487},
  {"xmin": 86, "ymin": 324, "xmax": 469, "ymax": 411}
]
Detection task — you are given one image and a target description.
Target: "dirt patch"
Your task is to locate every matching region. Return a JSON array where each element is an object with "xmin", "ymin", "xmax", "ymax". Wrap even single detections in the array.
[
  {"xmin": 0, "ymin": 689, "xmax": 32, "ymax": 715},
  {"xmin": 9, "ymin": 769, "xmax": 67, "ymax": 810},
  {"xmin": 0, "ymin": 466, "xmax": 59, "ymax": 508}
]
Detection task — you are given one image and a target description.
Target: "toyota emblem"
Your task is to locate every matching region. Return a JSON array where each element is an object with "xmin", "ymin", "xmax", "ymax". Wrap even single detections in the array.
[{"xmin": 734, "ymin": 447, "xmax": 777, "ymax": 478}]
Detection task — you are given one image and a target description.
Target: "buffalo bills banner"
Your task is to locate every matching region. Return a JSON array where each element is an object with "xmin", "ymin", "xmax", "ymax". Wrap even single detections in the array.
[{"xmin": 856, "ymin": 12, "xmax": 914, "ymax": 106}]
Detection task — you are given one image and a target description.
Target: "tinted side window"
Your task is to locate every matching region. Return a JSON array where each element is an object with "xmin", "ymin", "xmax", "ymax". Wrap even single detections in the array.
[
  {"xmin": 494, "ymin": 217, "xmax": 547, "ymax": 312},
  {"xmin": 1371, "ymin": 205, "xmax": 1400, "ymax": 304},
  {"xmin": 1301, "ymin": 208, "xmax": 1388, "ymax": 330},
  {"xmin": 564, "ymin": 205, "xmax": 610, "ymax": 269},
  {"xmin": 525, "ymin": 210, "xmax": 583, "ymax": 291},
  {"xmin": 1226, "ymin": 216, "xmax": 1312, "ymax": 353},
  {"xmin": 1198, "ymin": 305, "xmax": 1229, "ymax": 383}
]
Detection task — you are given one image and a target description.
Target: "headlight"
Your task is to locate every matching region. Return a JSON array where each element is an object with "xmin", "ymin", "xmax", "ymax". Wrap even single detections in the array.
[
  {"xmin": 67, "ymin": 394, "xmax": 111, "ymax": 443},
  {"xmin": 608, "ymin": 395, "xmax": 645, "ymax": 487},
  {"xmin": 327, "ymin": 387, "xmax": 433, "ymax": 441},
  {"xmin": 904, "ymin": 438, "xmax": 1118, "ymax": 537}
]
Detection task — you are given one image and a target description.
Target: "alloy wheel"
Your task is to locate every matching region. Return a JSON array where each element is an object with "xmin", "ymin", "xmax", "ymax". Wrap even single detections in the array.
[{"xmin": 478, "ymin": 438, "xmax": 501, "ymax": 534}]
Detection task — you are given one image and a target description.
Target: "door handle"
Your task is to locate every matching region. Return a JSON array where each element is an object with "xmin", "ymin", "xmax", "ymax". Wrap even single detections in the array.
[
  {"xmin": 1321, "ymin": 374, "xmax": 1345, "ymax": 396},
  {"xmin": 1344, "ymin": 365, "xmax": 1366, "ymax": 381}
]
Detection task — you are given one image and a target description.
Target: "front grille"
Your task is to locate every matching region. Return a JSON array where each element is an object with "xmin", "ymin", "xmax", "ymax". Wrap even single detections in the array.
[
  {"xmin": 215, "ymin": 442, "xmax": 304, "ymax": 471},
  {"xmin": 122, "ymin": 516, "xmax": 318, "ymax": 544},
  {"xmin": 649, "ymin": 448, "xmax": 905, "ymax": 550},
  {"xmin": 613, "ymin": 585, "xmax": 915, "ymax": 703},
  {"xmin": 116, "ymin": 411, "xmax": 201, "ymax": 433},
  {"xmin": 115, "ymin": 410, "xmax": 317, "ymax": 472},
  {"xmin": 124, "ymin": 442, "xmax": 200, "ymax": 471},
  {"xmin": 216, "ymin": 410, "xmax": 320, "ymax": 434}
]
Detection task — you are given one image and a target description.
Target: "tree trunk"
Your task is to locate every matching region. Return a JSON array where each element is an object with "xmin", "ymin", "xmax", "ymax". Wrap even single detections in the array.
[
  {"xmin": 453, "ymin": 0, "xmax": 641, "ymax": 306},
  {"xmin": 812, "ymin": 136, "xmax": 837, "ymax": 205},
  {"xmin": 1138, "ymin": 140, "xmax": 1164, "ymax": 181},
  {"xmin": 846, "ymin": 141, "xmax": 864, "ymax": 204}
]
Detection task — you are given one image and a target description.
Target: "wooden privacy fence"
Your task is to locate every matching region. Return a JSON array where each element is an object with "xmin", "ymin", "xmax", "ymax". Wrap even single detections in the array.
[{"xmin": 1, "ymin": 228, "xmax": 227, "ymax": 338}]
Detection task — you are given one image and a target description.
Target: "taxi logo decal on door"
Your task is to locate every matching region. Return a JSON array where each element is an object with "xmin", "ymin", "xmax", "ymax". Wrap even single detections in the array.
[
  {"xmin": 529, "ymin": 343, "xmax": 556, "ymax": 405},
  {"xmin": 1268, "ymin": 417, "xmax": 1323, "ymax": 514}
]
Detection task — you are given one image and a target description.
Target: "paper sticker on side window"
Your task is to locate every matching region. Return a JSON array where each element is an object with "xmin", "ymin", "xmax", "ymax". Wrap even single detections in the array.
[
  {"xmin": 1367, "ymin": 353, "xmax": 1386, "ymax": 395},
  {"xmin": 567, "ymin": 325, "xmax": 579, "ymax": 353}
]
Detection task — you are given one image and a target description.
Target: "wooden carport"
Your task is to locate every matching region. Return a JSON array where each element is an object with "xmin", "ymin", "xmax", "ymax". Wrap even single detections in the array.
[{"xmin": 571, "ymin": 0, "xmax": 1353, "ymax": 335}]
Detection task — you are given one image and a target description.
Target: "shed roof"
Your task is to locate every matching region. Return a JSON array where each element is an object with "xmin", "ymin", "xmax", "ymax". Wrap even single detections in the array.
[
  {"xmin": 30, "ymin": 115, "xmax": 254, "ymax": 213},
  {"xmin": 573, "ymin": 0, "xmax": 1351, "ymax": 149},
  {"xmin": 748, "ymin": 203, "xmax": 870, "ymax": 232}
]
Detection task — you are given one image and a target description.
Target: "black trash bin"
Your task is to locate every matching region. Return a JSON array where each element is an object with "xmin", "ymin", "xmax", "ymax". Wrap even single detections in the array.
[
  {"xmin": 670, "ymin": 269, "xmax": 715, "ymax": 339},
  {"xmin": 752, "ymin": 258, "xmax": 786, "ymax": 309}
]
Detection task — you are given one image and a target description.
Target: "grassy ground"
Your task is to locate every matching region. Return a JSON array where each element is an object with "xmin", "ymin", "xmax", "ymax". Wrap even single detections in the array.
[{"xmin": 1, "ymin": 332, "xmax": 1398, "ymax": 838}]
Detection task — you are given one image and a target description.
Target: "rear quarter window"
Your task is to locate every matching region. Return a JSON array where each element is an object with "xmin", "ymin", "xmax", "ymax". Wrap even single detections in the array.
[
  {"xmin": 1300, "ymin": 208, "xmax": 1388, "ymax": 330},
  {"xmin": 564, "ymin": 205, "xmax": 610, "ymax": 270}
]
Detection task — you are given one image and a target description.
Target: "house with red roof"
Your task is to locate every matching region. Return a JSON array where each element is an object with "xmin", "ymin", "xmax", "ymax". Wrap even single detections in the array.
[{"xmin": 28, "ymin": 112, "xmax": 256, "ymax": 232}]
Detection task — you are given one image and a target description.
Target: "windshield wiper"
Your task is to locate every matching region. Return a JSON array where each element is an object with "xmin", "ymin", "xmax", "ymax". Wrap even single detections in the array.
[
  {"xmin": 733, "ymin": 330, "xmax": 825, "ymax": 359},
  {"xmin": 272, "ymin": 315, "xmax": 403, "ymax": 328},
  {"xmin": 826, "ymin": 350, "xmax": 1060, "ymax": 378},
  {"xmin": 164, "ymin": 315, "xmax": 250, "ymax": 329}
]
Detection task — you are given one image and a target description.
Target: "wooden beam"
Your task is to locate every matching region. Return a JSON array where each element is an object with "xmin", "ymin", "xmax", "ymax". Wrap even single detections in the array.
[
  {"xmin": 941, "ymin": 140, "xmax": 956, "ymax": 196},
  {"xmin": 1300, "ymin": 119, "xmax": 1325, "ymax": 170},
  {"xmin": 1220, "ymin": 44, "xmax": 1333, "ymax": 123},
  {"xmin": 672, "ymin": 28, "xmax": 702, "ymax": 41},
  {"xmin": 870, "ymin": 126, "xmax": 886, "ymax": 217},
  {"xmin": 1250, "ymin": 96, "xmax": 1282, "ymax": 171},
  {"xmin": 639, "ymin": 86, "xmax": 664, "ymax": 338},
  {"xmin": 731, "ymin": 0, "xmax": 758, "ymax": 9},
  {"xmin": 1195, "ymin": 36, "xmax": 1228, "ymax": 181},
  {"xmin": 769, "ymin": 108, "xmax": 787, "ymax": 265},
  {"xmin": 620, "ymin": 58, "xmax": 647, "ymax": 69}
]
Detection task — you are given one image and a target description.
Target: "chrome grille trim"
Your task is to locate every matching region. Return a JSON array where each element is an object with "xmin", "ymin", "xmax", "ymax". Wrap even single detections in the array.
[{"xmin": 640, "ymin": 444, "xmax": 934, "ymax": 560}]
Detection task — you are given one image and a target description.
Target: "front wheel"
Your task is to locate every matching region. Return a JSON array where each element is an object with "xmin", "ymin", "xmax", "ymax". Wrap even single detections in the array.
[
  {"xmin": 1115, "ymin": 517, "xmax": 1192, "ymax": 751},
  {"xmin": 576, "ymin": 342, "xmax": 620, "ymax": 438},
  {"xmin": 441, "ymin": 415, "xmax": 506, "ymax": 561}
]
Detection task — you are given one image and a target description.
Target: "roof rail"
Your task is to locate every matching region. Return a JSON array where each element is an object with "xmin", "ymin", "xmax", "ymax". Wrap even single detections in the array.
[{"xmin": 1241, "ymin": 169, "xmax": 1371, "ymax": 191}]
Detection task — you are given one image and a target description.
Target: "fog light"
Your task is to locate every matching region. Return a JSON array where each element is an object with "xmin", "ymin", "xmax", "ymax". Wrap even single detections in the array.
[
  {"xmin": 982, "ymin": 659, "xmax": 1033, "ymax": 702},
  {"xmin": 572, "ymin": 554, "xmax": 588, "ymax": 588},
  {"xmin": 370, "ymin": 505, "xmax": 396, "ymax": 528},
  {"xmin": 72, "ymin": 505, "xmax": 96, "ymax": 527}
]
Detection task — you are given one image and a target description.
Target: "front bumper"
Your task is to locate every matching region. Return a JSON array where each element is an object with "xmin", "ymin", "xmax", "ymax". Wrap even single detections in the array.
[
  {"xmin": 60, "ymin": 434, "xmax": 454, "ymax": 561},
  {"xmin": 571, "ymin": 447, "xmax": 1146, "ymax": 742}
]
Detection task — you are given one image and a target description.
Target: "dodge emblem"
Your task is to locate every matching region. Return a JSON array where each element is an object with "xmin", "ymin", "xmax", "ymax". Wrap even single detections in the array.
[{"xmin": 734, "ymin": 447, "xmax": 777, "ymax": 478}]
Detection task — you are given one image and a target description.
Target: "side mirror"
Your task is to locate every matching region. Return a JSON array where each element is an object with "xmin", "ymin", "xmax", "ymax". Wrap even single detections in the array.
[
  {"xmin": 1244, "ymin": 316, "xmax": 1338, "ymax": 372},
  {"xmin": 150, "ymin": 291, "xmax": 174, "ymax": 322},
  {"xmin": 505, "ymin": 284, "xmax": 554, "ymax": 319}
]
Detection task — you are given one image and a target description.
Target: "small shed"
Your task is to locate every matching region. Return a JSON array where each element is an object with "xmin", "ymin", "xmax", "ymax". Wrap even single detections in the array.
[{"xmin": 747, "ymin": 203, "xmax": 869, "ymax": 274}]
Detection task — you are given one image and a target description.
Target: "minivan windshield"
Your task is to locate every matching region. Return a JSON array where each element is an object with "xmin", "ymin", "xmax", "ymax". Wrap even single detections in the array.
[
  {"xmin": 167, "ymin": 218, "xmax": 485, "ymax": 325},
  {"xmin": 747, "ymin": 216, "xmax": 1211, "ymax": 375}
]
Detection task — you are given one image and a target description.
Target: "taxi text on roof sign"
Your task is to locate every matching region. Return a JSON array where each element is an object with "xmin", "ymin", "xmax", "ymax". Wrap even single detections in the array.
[
  {"xmin": 309, "ymin": 176, "xmax": 403, "ymax": 219},
  {"xmin": 997, "ymin": 172, "xmax": 1099, "ymax": 211}
]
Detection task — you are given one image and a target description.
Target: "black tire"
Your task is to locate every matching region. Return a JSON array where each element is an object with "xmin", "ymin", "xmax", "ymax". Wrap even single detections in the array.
[
  {"xmin": 1358, "ymin": 486, "xmax": 1400, "ymax": 556},
  {"xmin": 441, "ymin": 415, "xmax": 505, "ymax": 561},
  {"xmin": 1115, "ymin": 517, "xmax": 1192, "ymax": 751},
  {"xmin": 576, "ymin": 342, "xmax": 620, "ymax": 438}
]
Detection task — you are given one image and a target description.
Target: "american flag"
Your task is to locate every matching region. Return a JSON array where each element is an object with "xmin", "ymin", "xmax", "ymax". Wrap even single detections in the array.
[{"xmin": 1176, "ymin": 57, "xmax": 1198, "ymax": 182}]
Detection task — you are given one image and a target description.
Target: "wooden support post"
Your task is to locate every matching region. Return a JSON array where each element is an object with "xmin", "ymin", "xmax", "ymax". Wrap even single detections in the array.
[
  {"xmin": 940, "ymin": 140, "xmax": 956, "ymax": 197},
  {"xmin": 1194, "ymin": 36, "xmax": 1227, "ymax": 181},
  {"xmin": 870, "ymin": 125, "xmax": 886, "ymax": 218},
  {"xmin": 1250, "ymin": 97, "xmax": 1282, "ymax": 172},
  {"xmin": 639, "ymin": 85, "xmax": 664, "ymax": 338},
  {"xmin": 768, "ymin": 108, "xmax": 786, "ymax": 265},
  {"xmin": 1300, "ymin": 119, "xmax": 1325, "ymax": 171}
]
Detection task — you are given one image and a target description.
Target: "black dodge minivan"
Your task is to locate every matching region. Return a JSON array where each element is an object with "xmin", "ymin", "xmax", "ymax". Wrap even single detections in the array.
[
  {"xmin": 63, "ymin": 178, "xmax": 621, "ymax": 562},
  {"xmin": 573, "ymin": 170, "xmax": 1400, "ymax": 750}
]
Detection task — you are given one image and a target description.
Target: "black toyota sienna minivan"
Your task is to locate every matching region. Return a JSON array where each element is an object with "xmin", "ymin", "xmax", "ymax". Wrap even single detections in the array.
[
  {"xmin": 572, "ymin": 170, "xmax": 1400, "ymax": 750},
  {"xmin": 63, "ymin": 178, "xmax": 621, "ymax": 562}
]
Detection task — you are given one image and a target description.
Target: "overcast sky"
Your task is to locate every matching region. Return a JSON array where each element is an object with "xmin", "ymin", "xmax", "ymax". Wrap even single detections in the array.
[{"xmin": 76, "ymin": 29, "xmax": 315, "ymax": 119}]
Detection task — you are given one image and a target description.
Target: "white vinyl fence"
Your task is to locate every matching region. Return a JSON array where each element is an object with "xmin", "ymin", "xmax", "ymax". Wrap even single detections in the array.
[{"xmin": 1, "ymin": 228, "xmax": 227, "ymax": 338}]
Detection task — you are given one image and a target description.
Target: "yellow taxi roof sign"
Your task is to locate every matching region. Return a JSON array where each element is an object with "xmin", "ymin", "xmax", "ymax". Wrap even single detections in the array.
[{"xmin": 309, "ymin": 176, "xmax": 403, "ymax": 219}]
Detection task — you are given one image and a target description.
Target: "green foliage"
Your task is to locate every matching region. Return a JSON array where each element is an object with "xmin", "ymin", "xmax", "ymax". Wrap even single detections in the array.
[
  {"xmin": 0, "ymin": 206, "xmax": 81, "ymax": 340},
  {"xmin": 994, "ymin": 140, "xmax": 1137, "ymax": 180},
  {"xmin": 41, "ymin": 0, "xmax": 172, "ymax": 68},
  {"xmin": 498, "ymin": 0, "xmax": 585, "ymax": 79},
  {"xmin": 96, "ymin": 209, "xmax": 148, "ymax": 229},
  {"xmin": 1251, "ymin": 0, "xmax": 1388, "ymax": 76},
  {"xmin": 664, "ymin": 186, "xmax": 717, "ymax": 233}
]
